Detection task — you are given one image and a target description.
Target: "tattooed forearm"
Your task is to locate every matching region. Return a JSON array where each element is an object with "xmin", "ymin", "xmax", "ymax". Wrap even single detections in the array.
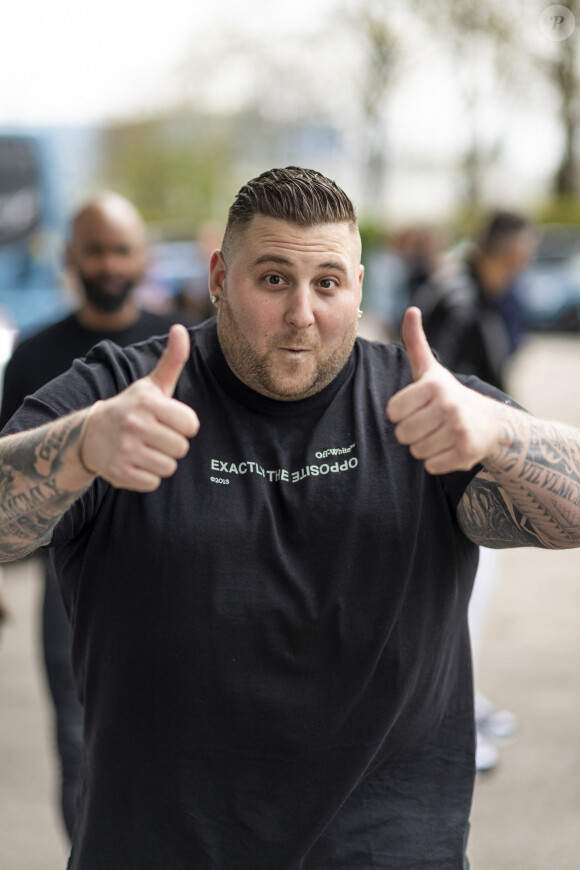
[
  {"xmin": 459, "ymin": 408, "xmax": 580, "ymax": 549},
  {"xmin": 457, "ymin": 474, "xmax": 571, "ymax": 548},
  {"xmin": 36, "ymin": 415, "xmax": 81, "ymax": 477},
  {"xmin": 0, "ymin": 412, "xmax": 93, "ymax": 562}
]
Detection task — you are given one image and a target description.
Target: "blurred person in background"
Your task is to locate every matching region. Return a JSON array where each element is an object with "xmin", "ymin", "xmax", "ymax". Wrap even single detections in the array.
[
  {"xmin": 415, "ymin": 211, "xmax": 533, "ymax": 391},
  {"xmin": 361, "ymin": 226, "xmax": 447, "ymax": 343},
  {"xmin": 393, "ymin": 225, "xmax": 449, "ymax": 302},
  {"xmin": 414, "ymin": 210, "xmax": 536, "ymax": 772},
  {"xmin": 0, "ymin": 191, "xmax": 193, "ymax": 840},
  {"xmin": 174, "ymin": 220, "xmax": 224, "ymax": 324},
  {"xmin": 359, "ymin": 230, "xmax": 409, "ymax": 341}
]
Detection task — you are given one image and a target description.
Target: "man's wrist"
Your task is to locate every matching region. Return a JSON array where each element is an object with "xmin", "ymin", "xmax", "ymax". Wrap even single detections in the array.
[{"xmin": 78, "ymin": 403, "xmax": 102, "ymax": 478}]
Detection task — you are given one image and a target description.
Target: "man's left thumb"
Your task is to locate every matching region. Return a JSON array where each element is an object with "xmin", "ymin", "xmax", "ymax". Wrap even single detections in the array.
[{"xmin": 400, "ymin": 306, "xmax": 436, "ymax": 381}]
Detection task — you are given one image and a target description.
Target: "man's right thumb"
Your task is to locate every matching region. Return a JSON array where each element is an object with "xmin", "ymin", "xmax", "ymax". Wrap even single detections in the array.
[{"xmin": 148, "ymin": 324, "xmax": 191, "ymax": 397}]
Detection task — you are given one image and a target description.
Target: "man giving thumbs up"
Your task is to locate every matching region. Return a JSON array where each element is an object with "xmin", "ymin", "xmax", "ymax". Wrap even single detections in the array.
[{"xmin": 0, "ymin": 167, "xmax": 579, "ymax": 870}]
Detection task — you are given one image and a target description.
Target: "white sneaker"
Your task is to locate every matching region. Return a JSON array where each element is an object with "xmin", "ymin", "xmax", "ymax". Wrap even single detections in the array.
[
  {"xmin": 475, "ymin": 729, "xmax": 499, "ymax": 773},
  {"xmin": 475, "ymin": 694, "xmax": 518, "ymax": 747}
]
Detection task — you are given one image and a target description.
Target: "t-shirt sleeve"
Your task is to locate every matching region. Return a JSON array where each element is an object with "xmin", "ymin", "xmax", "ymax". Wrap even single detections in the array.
[
  {"xmin": 0, "ymin": 336, "xmax": 165, "ymax": 544},
  {"xmin": 1, "ymin": 337, "xmax": 163, "ymax": 436}
]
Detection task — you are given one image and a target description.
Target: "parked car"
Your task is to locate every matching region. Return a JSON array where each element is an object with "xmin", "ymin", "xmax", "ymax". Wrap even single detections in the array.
[{"xmin": 519, "ymin": 225, "xmax": 580, "ymax": 331}]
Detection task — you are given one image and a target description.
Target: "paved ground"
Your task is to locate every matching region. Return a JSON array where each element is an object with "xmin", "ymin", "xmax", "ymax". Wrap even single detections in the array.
[
  {"xmin": 468, "ymin": 333, "xmax": 580, "ymax": 870},
  {"xmin": 0, "ymin": 332, "xmax": 579, "ymax": 869}
]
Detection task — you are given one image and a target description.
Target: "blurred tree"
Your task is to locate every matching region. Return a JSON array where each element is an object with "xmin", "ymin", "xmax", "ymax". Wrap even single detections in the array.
[
  {"xmin": 102, "ymin": 117, "xmax": 236, "ymax": 237},
  {"xmin": 409, "ymin": 0, "xmax": 525, "ymax": 214},
  {"xmin": 99, "ymin": 0, "xmax": 580, "ymax": 230},
  {"xmin": 170, "ymin": 3, "xmax": 413, "ymax": 220},
  {"xmin": 413, "ymin": 0, "xmax": 580, "ymax": 199},
  {"xmin": 535, "ymin": 0, "xmax": 580, "ymax": 195},
  {"xmin": 337, "ymin": 2, "xmax": 403, "ymax": 218}
]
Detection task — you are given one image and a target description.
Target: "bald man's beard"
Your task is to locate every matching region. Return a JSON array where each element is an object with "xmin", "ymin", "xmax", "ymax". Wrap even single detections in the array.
[
  {"xmin": 79, "ymin": 271, "xmax": 137, "ymax": 313},
  {"xmin": 216, "ymin": 287, "xmax": 358, "ymax": 401}
]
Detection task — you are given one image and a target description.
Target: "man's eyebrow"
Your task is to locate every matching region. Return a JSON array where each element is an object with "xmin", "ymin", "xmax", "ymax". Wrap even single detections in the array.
[
  {"xmin": 318, "ymin": 260, "xmax": 348, "ymax": 274},
  {"xmin": 250, "ymin": 254, "xmax": 348, "ymax": 274},
  {"xmin": 250, "ymin": 254, "xmax": 293, "ymax": 268}
]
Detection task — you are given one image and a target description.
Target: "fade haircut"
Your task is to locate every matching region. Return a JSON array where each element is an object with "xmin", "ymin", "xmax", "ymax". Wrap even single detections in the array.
[{"xmin": 222, "ymin": 166, "xmax": 357, "ymax": 261}]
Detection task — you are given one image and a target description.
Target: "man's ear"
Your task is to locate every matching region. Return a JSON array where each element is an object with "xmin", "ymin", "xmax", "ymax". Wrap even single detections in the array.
[{"xmin": 208, "ymin": 250, "xmax": 226, "ymax": 306}]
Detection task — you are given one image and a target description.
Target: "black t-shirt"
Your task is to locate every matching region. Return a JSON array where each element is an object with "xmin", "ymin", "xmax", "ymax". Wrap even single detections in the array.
[
  {"xmin": 2, "ymin": 320, "xmax": 515, "ymax": 869},
  {"xmin": 0, "ymin": 309, "xmax": 188, "ymax": 427}
]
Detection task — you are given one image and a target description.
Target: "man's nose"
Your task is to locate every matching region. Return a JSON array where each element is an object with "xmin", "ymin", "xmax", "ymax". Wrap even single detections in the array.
[
  {"xmin": 284, "ymin": 284, "xmax": 315, "ymax": 328},
  {"xmin": 98, "ymin": 249, "xmax": 127, "ymax": 274}
]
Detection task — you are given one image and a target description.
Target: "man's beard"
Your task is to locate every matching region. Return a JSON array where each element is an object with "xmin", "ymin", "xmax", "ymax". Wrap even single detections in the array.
[
  {"xmin": 217, "ymin": 287, "xmax": 358, "ymax": 401},
  {"xmin": 79, "ymin": 272, "xmax": 136, "ymax": 313}
]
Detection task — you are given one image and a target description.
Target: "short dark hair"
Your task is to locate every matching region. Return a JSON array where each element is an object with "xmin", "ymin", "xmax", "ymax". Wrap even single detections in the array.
[
  {"xmin": 222, "ymin": 166, "xmax": 357, "ymax": 259},
  {"xmin": 478, "ymin": 210, "xmax": 533, "ymax": 254}
]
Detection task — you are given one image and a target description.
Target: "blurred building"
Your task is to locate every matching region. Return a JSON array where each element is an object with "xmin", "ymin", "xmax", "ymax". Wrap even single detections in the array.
[{"xmin": 0, "ymin": 126, "xmax": 103, "ymax": 337}]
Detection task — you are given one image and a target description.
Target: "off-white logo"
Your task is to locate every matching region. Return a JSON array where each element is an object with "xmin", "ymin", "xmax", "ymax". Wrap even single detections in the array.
[
  {"xmin": 315, "ymin": 443, "xmax": 355, "ymax": 459},
  {"xmin": 209, "ymin": 444, "xmax": 358, "ymax": 486}
]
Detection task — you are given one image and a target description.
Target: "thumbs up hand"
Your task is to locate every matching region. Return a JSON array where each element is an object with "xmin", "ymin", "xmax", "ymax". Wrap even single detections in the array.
[
  {"xmin": 386, "ymin": 308, "xmax": 502, "ymax": 475},
  {"xmin": 78, "ymin": 324, "xmax": 200, "ymax": 491}
]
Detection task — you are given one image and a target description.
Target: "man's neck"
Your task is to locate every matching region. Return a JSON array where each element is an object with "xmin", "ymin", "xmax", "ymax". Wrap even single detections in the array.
[{"xmin": 75, "ymin": 301, "xmax": 141, "ymax": 332}]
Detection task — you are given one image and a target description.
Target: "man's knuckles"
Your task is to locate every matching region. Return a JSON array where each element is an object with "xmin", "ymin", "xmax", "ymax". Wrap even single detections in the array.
[{"xmin": 126, "ymin": 381, "xmax": 199, "ymax": 437}]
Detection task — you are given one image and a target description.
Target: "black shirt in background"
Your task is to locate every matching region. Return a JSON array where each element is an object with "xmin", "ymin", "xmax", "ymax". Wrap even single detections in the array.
[{"xmin": 0, "ymin": 309, "xmax": 188, "ymax": 427}]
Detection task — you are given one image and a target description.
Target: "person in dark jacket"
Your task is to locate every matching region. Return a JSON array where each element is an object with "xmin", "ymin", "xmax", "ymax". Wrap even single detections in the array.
[{"xmin": 415, "ymin": 210, "xmax": 536, "ymax": 772}]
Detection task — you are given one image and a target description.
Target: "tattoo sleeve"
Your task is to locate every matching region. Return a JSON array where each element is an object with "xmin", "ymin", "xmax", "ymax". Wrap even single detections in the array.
[
  {"xmin": 0, "ymin": 412, "xmax": 92, "ymax": 561},
  {"xmin": 458, "ymin": 409, "xmax": 580, "ymax": 550}
]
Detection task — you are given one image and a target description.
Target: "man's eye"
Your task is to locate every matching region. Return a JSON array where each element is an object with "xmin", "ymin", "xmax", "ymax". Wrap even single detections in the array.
[
  {"xmin": 319, "ymin": 279, "xmax": 337, "ymax": 290},
  {"xmin": 265, "ymin": 275, "xmax": 284, "ymax": 286}
]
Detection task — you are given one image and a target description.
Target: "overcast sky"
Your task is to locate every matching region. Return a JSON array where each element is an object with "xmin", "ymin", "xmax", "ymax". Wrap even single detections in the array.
[
  {"xmin": 0, "ymin": 0, "xmax": 564, "ymax": 202},
  {"xmin": 1, "ymin": 0, "xmax": 340, "ymax": 125}
]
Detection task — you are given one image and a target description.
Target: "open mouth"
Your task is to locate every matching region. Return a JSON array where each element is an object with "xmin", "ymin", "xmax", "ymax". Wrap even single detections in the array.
[{"xmin": 279, "ymin": 348, "xmax": 313, "ymax": 359}]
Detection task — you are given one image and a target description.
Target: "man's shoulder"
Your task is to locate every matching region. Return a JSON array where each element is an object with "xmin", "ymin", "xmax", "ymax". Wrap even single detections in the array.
[
  {"xmin": 133, "ymin": 309, "xmax": 185, "ymax": 334},
  {"xmin": 354, "ymin": 335, "xmax": 412, "ymax": 390},
  {"xmin": 10, "ymin": 313, "xmax": 78, "ymax": 358},
  {"xmin": 355, "ymin": 334, "xmax": 404, "ymax": 360},
  {"xmin": 131, "ymin": 311, "xmax": 213, "ymax": 343},
  {"xmin": 83, "ymin": 317, "xmax": 215, "ymax": 379}
]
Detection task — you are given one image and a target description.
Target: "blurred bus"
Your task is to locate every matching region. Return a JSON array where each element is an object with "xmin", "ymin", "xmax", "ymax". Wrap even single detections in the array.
[
  {"xmin": 0, "ymin": 128, "xmax": 100, "ymax": 338},
  {"xmin": 0, "ymin": 132, "xmax": 70, "ymax": 338},
  {"xmin": 0, "ymin": 127, "xmax": 100, "ymax": 388}
]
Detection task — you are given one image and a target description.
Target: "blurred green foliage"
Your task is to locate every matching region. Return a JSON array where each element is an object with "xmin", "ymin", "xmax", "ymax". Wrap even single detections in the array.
[
  {"xmin": 359, "ymin": 220, "xmax": 389, "ymax": 263},
  {"xmin": 533, "ymin": 196, "xmax": 580, "ymax": 226},
  {"xmin": 102, "ymin": 118, "xmax": 239, "ymax": 239}
]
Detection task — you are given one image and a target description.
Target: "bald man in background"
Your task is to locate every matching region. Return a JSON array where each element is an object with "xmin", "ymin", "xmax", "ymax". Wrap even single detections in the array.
[{"xmin": 0, "ymin": 192, "xmax": 192, "ymax": 839}]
